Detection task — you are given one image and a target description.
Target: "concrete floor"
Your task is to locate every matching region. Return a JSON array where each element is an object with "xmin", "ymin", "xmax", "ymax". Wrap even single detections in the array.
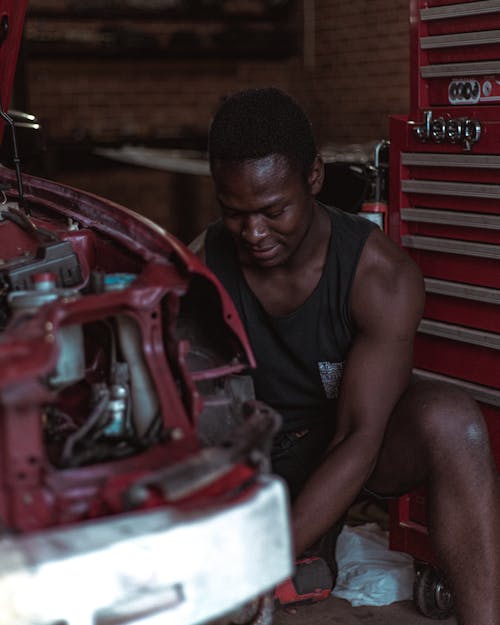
[{"xmin": 273, "ymin": 596, "xmax": 456, "ymax": 625}]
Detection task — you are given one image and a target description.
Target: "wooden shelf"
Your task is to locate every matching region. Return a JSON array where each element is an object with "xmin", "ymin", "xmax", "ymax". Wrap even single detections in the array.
[
  {"xmin": 27, "ymin": 2, "xmax": 294, "ymax": 23},
  {"xmin": 25, "ymin": 27, "xmax": 297, "ymax": 60}
]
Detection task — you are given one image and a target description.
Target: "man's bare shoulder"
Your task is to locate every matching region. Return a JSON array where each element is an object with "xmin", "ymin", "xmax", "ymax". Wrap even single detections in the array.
[
  {"xmin": 351, "ymin": 228, "xmax": 425, "ymax": 338},
  {"xmin": 188, "ymin": 230, "xmax": 207, "ymax": 263}
]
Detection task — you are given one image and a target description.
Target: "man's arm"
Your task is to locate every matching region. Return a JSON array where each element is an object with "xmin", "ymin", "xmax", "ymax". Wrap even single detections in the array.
[{"xmin": 291, "ymin": 228, "xmax": 425, "ymax": 556}]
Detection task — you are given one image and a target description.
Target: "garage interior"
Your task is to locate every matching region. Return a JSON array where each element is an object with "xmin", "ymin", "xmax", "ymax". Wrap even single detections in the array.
[
  {"xmin": 13, "ymin": 0, "xmax": 409, "ymax": 244},
  {"xmin": 6, "ymin": 1, "xmax": 495, "ymax": 624}
]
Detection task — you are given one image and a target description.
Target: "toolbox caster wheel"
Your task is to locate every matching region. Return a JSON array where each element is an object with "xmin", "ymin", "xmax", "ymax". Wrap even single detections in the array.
[{"xmin": 414, "ymin": 564, "xmax": 454, "ymax": 619}]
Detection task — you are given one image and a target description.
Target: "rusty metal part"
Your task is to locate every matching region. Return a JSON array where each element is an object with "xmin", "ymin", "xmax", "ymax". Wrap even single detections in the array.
[{"xmin": 126, "ymin": 400, "xmax": 282, "ymax": 502}]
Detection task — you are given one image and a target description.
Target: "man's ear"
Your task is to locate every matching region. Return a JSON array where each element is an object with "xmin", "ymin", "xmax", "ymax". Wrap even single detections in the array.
[{"xmin": 308, "ymin": 155, "xmax": 324, "ymax": 196}]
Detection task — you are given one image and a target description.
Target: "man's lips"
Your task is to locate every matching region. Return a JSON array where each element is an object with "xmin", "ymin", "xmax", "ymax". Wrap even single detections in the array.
[{"xmin": 247, "ymin": 243, "xmax": 280, "ymax": 260}]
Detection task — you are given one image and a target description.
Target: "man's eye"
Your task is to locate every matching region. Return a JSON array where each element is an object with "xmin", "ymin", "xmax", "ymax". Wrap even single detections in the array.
[{"xmin": 266, "ymin": 208, "xmax": 285, "ymax": 219}]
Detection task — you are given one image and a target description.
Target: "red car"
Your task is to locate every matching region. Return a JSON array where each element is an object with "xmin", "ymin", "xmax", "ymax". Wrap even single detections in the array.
[{"xmin": 0, "ymin": 3, "xmax": 292, "ymax": 624}]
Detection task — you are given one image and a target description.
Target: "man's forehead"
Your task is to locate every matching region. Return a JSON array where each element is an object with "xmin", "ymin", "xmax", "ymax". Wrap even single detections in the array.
[
  {"xmin": 212, "ymin": 156, "xmax": 299, "ymax": 212},
  {"xmin": 212, "ymin": 154, "xmax": 295, "ymax": 185}
]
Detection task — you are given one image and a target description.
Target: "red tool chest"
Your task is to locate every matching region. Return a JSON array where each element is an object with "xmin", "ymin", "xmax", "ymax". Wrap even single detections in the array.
[{"xmin": 388, "ymin": 0, "xmax": 500, "ymax": 617}]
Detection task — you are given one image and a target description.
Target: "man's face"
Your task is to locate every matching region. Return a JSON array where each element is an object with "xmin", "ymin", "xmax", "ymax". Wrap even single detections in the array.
[{"xmin": 212, "ymin": 154, "xmax": 320, "ymax": 268}]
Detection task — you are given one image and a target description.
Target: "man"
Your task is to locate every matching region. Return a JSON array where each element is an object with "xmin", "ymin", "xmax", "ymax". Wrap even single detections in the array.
[{"xmin": 191, "ymin": 87, "xmax": 500, "ymax": 624}]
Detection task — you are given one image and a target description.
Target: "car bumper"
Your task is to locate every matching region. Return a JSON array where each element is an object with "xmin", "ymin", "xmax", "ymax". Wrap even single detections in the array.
[{"xmin": 0, "ymin": 474, "xmax": 293, "ymax": 625}]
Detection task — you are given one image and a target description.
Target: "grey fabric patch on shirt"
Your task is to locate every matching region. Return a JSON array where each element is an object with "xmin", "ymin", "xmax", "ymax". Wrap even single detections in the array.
[{"xmin": 318, "ymin": 361, "xmax": 345, "ymax": 399}]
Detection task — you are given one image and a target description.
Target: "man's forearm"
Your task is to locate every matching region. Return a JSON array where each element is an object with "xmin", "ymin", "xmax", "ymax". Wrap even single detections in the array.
[{"xmin": 291, "ymin": 431, "xmax": 380, "ymax": 557}]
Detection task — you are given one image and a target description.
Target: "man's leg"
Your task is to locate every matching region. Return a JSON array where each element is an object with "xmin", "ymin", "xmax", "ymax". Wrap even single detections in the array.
[{"xmin": 366, "ymin": 378, "xmax": 500, "ymax": 625}]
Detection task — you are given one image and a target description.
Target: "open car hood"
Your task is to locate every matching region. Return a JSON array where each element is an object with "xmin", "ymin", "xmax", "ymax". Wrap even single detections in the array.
[{"xmin": 0, "ymin": 1, "xmax": 27, "ymax": 141}]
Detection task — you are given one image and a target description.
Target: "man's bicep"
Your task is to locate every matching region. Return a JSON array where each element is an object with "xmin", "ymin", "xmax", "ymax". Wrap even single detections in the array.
[
  {"xmin": 335, "ymin": 331, "xmax": 415, "ymax": 441},
  {"xmin": 334, "ymin": 254, "xmax": 425, "ymax": 444}
]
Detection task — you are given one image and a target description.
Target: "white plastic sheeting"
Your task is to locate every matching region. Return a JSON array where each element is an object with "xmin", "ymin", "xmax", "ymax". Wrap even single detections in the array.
[{"xmin": 332, "ymin": 523, "xmax": 414, "ymax": 607}]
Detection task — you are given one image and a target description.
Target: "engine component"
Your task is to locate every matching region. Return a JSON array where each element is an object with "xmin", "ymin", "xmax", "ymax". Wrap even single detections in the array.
[
  {"xmin": 126, "ymin": 399, "xmax": 281, "ymax": 503},
  {"xmin": 8, "ymin": 271, "xmax": 85, "ymax": 387},
  {"xmin": 101, "ymin": 273, "xmax": 160, "ymax": 437},
  {"xmin": 0, "ymin": 239, "xmax": 82, "ymax": 291}
]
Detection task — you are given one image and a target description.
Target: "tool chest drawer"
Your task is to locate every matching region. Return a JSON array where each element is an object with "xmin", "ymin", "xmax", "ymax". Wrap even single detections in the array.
[
  {"xmin": 402, "ymin": 238, "xmax": 500, "ymax": 288},
  {"xmin": 414, "ymin": 330, "xmax": 499, "ymax": 388},
  {"xmin": 423, "ymin": 279, "xmax": 499, "ymax": 333},
  {"xmin": 413, "ymin": 0, "xmax": 500, "ymax": 110}
]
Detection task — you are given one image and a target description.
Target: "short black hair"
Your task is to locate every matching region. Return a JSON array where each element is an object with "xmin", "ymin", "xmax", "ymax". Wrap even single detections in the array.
[{"xmin": 208, "ymin": 87, "xmax": 318, "ymax": 177}]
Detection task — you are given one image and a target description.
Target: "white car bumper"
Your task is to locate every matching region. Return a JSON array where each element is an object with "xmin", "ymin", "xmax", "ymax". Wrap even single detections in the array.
[{"xmin": 0, "ymin": 475, "xmax": 292, "ymax": 625}]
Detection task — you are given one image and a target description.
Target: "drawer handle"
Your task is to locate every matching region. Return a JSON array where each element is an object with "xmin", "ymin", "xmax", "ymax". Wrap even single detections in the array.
[
  {"xmin": 402, "ymin": 179, "xmax": 500, "ymax": 199},
  {"xmin": 421, "ymin": 1, "xmax": 500, "ymax": 21},
  {"xmin": 401, "ymin": 208, "xmax": 500, "ymax": 230},
  {"xmin": 424, "ymin": 277, "xmax": 500, "ymax": 304},
  {"xmin": 401, "ymin": 152, "xmax": 500, "ymax": 169},
  {"xmin": 418, "ymin": 318, "xmax": 500, "ymax": 350},
  {"xmin": 402, "ymin": 234, "xmax": 500, "ymax": 260},
  {"xmin": 421, "ymin": 60, "xmax": 500, "ymax": 79},
  {"xmin": 421, "ymin": 29, "xmax": 500, "ymax": 50},
  {"xmin": 95, "ymin": 583, "xmax": 185, "ymax": 625}
]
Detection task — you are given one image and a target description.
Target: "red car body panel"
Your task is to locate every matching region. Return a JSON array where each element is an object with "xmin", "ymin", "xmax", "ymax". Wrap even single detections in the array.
[{"xmin": 0, "ymin": 161, "xmax": 259, "ymax": 533}]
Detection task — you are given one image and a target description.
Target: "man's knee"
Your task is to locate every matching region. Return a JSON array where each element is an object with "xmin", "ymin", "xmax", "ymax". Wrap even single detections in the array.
[
  {"xmin": 409, "ymin": 379, "xmax": 491, "ymax": 463},
  {"xmin": 368, "ymin": 379, "xmax": 493, "ymax": 496}
]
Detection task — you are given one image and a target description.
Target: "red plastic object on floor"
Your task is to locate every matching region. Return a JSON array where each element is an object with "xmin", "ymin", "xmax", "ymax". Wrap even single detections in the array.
[{"xmin": 274, "ymin": 556, "xmax": 334, "ymax": 608}]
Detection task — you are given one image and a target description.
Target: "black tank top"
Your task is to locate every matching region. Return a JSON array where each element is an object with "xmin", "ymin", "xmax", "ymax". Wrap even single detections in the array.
[{"xmin": 205, "ymin": 204, "xmax": 376, "ymax": 432}]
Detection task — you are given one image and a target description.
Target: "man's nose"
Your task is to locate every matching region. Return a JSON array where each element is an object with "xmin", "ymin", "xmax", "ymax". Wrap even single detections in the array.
[{"xmin": 242, "ymin": 214, "xmax": 267, "ymax": 244}]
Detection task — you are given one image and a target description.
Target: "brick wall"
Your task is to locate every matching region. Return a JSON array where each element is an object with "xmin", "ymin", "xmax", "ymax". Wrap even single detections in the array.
[
  {"xmin": 23, "ymin": 1, "xmax": 301, "ymax": 143},
  {"xmin": 304, "ymin": 0, "xmax": 411, "ymax": 144},
  {"xmin": 16, "ymin": 0, "xmax": 411, "ymax": 241}
]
